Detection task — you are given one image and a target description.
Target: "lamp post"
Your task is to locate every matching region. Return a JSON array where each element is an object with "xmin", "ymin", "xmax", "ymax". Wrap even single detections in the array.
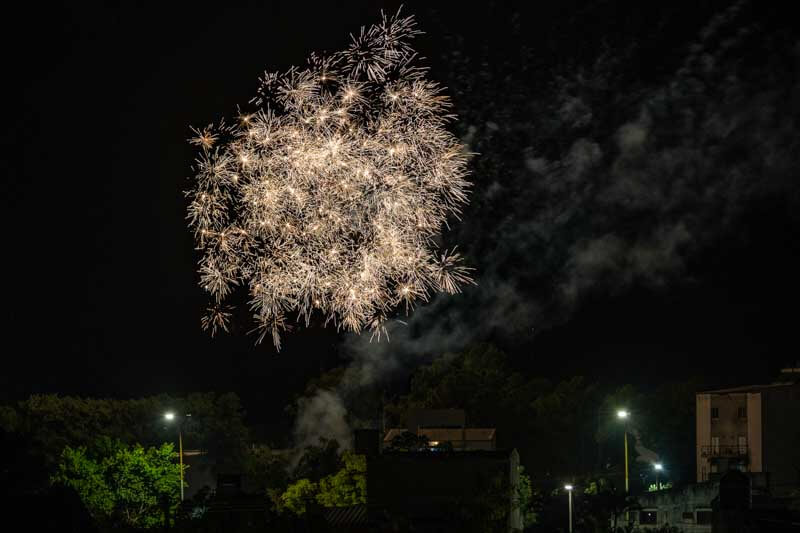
[
  {"xmin": 616, "ymin": 410, "xmax": 630, "ymax": 493},
  {"xmin": 653, "ymin": 463, "xmax": 663, "ymax": 491},
  {"xmin": 564, "ymin": 484, "xmax": 574, "ymax": 533},
  {"xmin": 164, "ymin": 412, "xmax": 190, "ymax": 501}
]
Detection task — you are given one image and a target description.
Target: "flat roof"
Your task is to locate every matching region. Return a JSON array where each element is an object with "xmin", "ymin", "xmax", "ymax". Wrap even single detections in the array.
[{"xmin": 699, "ymin": 382, "xmax": 797, "ymax": 394}]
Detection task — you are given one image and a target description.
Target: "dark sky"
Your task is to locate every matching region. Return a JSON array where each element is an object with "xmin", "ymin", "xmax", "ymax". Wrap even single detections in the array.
[{"xmin": 3, "ymin": 1, "xmax": 798, "ymax": 427}]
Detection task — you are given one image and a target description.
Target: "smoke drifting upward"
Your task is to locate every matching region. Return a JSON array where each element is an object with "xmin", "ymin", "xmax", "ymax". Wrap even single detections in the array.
[
  {"xmin": 293, "ymin": 389, "xmax": 352, "ymax": 452},
  {"xmin": 295, "ymin": 1, "xmax": 800, "ymax": 445}
]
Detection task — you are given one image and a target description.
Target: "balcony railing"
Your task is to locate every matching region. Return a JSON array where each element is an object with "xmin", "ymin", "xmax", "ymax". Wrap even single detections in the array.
[{"xmin": 700, "ymin": 445, "xmax": 748, "ymax": 458}]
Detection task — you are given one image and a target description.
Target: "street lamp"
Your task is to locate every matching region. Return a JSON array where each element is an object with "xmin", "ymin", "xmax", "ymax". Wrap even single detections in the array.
[
  {"xmin": 653, "ymin": 463, "xmax": 663, "ymax": 490},
  {"xmin": 164, "ymin": 412, "xmax": 190, "ymax": 501},
  {"xmin": 616, "ymin": 409, "xmax": 630, "ymax": 493},
  {"xmin": 564, "ymin": 484, "xmax": 574, "ymax": 533}
]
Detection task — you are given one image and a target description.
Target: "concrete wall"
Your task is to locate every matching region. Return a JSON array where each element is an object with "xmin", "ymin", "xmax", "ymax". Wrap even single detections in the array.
[
  {"xmin": 746, "ymin": 393, "xmax": 762, "ymax": 473},
  {"xmin": 635, "ymin": 482, "xmax": 719, "ymax": 533},
  {"xmin": 761, "ymin": 384, "xmax": 800, "ymax": 497},
  {"xmin": 710, "ymin": 393, "xmax": 748, "ymax": 450},
  {"xmin": 696, "ymin": 394, "xmax": 711, "ymax": 482}
]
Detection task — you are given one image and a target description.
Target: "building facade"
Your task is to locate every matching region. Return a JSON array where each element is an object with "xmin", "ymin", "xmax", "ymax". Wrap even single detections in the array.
[
  {"xmin": 383, "ymin": 408, "xmax": 497, "ymax": 451},
  {"xmin": 633, "ymin": 482, "xmax": 717, "ymax": 532},
  {"xmin": 696, "ymin": 381, "xmax": 800, "ymax": 497}
]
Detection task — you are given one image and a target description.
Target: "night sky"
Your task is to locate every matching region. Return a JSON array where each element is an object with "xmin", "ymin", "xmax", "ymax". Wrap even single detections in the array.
[{"xmin": 3, "ymin": 1, "xmax": 798, "ymax": 430}]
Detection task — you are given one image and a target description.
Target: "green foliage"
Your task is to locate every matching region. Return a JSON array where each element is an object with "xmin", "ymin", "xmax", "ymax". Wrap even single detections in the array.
[
  {"xmin": 279, "ymin": 478, "xmax": 318, "ymax": 515},
  {"xmin": 279, "ymin": 451, "xmax": 367, "ymax": 515},
  {"xmin": 242, "ymin": 444, "xmax": 290, "ymax": 496},
  {"xmin": 316, "ymin": 451, "xmax": 367, "ymax": 507},
  {"xmin": 580, "ymin": 477, "xmax": 640, "ymax": 533},
  {"xmin": 292, "ymin": 437, "xmax": 341, "ymax": 482},
  {"xmin": 52, "ymin": 439, "xmax": 182, "ymax": 529},
  {"xmin": 516, "ymin": 467, "xmax": 537, "ymax": 528}
]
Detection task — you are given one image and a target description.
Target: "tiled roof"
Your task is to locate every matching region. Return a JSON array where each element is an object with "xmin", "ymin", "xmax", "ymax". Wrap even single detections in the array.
[
  {"xmin": 323, "ymin": 504, "xmax": 368, "ymax": 525},
  {"xmin": 383, "ymin": 428, "xmax": 496, "ymax": 442}
]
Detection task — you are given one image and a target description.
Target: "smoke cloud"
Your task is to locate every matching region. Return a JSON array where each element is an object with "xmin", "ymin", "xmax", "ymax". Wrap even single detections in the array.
[{"xmin": 295, "ymin": 1, "xmax": 800, "ymax": 446}]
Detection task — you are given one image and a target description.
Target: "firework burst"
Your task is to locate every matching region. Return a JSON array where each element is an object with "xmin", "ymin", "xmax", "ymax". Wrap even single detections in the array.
[{"xmin": 186, "ymin": 10, "xmax": 473, "ymax": 350}]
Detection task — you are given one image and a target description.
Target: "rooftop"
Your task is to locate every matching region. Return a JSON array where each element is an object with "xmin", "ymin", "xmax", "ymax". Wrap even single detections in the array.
[
  {"xmin": 699, "ymin": 382, "xmax": 798, "ymax": 394},
  {"xmin": 383, "ymin": 428, "xmax": 496, "ymax": 442}
]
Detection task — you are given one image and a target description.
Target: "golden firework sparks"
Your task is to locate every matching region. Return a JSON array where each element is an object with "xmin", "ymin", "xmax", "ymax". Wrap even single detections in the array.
[{"xmin": 187, "ymin": 9, "xmax": 473, "ymax": 350}]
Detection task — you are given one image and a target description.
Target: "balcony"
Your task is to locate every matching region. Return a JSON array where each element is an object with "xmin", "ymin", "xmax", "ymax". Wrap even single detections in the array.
[{"xmin": 700, "ymin": 445, "xmax": 748, "ymax": 458}]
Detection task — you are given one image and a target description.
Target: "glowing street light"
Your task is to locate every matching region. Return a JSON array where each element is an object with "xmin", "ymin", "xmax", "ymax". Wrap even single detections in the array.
[
  {"xmin": 164, "ymin": 412, "xmax": 191, "ymax": 501},
  {"xmin": 564, "ymin": 484, "xmax": 574, "ymax": 533},
  {"xmin": 616, "ymin": 409, "xmax": 630, "ymax": 493},
  {"xmin": 654, "ymin": 463, "xmax": 664, "ymax": 490}
]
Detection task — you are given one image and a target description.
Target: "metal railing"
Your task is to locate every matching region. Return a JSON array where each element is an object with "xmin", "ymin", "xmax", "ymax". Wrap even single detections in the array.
[{"xmin": 700, "ymin": 445, "xmax": 748, "ymax": 458}]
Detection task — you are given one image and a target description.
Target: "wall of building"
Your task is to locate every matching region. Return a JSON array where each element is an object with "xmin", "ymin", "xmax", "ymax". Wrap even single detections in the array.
[
  {"xmin": 762, "ymin": 384, "xmax": 800, "ymax": 497},
  {"xmin": 696, "ymin": 394, "xmax": 711, "ymax": 482},
  {"xmin": 710, "ymin": 393, "xmax": 748, "ymax": 450},
  {"xmin": 635, "ymin": 482, "xmax": 719, "ymax": 533},
  {"xmin": 746, "ymin": 392, "xmax": 762, "ymax": 473},
  {"xmin": 367, "ymin": 450, "xmax": 522, "ymax": 531}
]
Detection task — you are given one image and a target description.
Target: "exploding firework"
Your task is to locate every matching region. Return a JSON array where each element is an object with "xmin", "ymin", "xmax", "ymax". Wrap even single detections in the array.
[{"xmin": 186, "ymin": 10, "xmax": 473, "ymax": 350}]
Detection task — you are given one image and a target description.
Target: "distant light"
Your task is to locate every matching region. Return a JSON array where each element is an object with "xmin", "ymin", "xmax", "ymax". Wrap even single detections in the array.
[
  {"xmin": 564, "ymin": 484, "xmax": 574, "ymax": 491},
  {"xmin": 430, "ymin": 441, "xmax": 440, "ymax": 447},
  {"xmin": 164, "ymin": 412, "xmax": 175, "ymax": 421},
  {"xmin": 654, "ymin": 463, "xmax": 663, "ymax": 471},
  {"xmin": 617, "ymin": 410, "xmax": 629, "ymax": 419}
]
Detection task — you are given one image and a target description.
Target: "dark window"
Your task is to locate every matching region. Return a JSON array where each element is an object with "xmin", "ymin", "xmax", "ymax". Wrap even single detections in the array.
[
  {"xmin": 640, "ymin": 510, "xmax": 658, "ymax": 525},
  {"xmin": 711, "ymin": 407, "xmax": 719, "ymax": 419},
  {"xmin": 738, "ymin": 406, "xmax": 747, "ymax": 418},
  {"xmin": 696, "ymin": 510, "xmax": 712, "ymax": 525},
  {"xmin": 682, "ymin": 512, "xmax": 694, "ymax": 522}
]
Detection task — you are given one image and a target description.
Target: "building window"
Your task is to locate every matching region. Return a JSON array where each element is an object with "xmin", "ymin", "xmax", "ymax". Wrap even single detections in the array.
[
  {"xmin": 711, "ymin": 436, "xmax": 720, "ymax": 453},
  {"xmin": 738, "ymin": 406, "xmax": 747, "ymax": 418},
  {"xmin": 696, "ymin": 510, "xmax": 712, "ymax": 525},
  {"xmin": 711, "ymin": 407, "xmax": 719, "ymax": 419},
  {"xmin": 738, "ymin": 435, "xmax": 747, "ymax": 454},
  {"xmin": 682, "ymin": 512, "xmax": 694, "ymax": 523},
  {"xmin": 639, "ymin": 510, "xmax": 658, "ymax": 525}
]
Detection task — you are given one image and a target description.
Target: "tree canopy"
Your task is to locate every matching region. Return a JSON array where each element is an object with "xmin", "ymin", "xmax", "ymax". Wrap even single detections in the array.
[{"xmin": 51, "ymin": 439, "xmax": 181, "ymax": 529}]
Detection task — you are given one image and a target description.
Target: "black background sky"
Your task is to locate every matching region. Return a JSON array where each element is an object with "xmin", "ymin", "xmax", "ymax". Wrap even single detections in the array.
[{"xmin": 2, "ymin": 1, "xmax": 798, "ymax": 428}]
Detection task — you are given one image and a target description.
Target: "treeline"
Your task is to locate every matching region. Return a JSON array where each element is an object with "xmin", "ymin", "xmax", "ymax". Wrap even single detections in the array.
[
  {"xmin": 391, "ymin": 344, "xmax": 700, "ymax": 487},
  {"xmin": 0, "ymin": 345, "xmax": 708, "ymax": 530},
  {"xmin": 0, "ymin": 391, "xmax": 364, "ymax": 529},
  {"xmin": 0, "ymin": 392, "xmax": 248, "ymax": 473},
  {"xmin": 302, "ymin": 344, "xmax": 703, "ymax": 490}
]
